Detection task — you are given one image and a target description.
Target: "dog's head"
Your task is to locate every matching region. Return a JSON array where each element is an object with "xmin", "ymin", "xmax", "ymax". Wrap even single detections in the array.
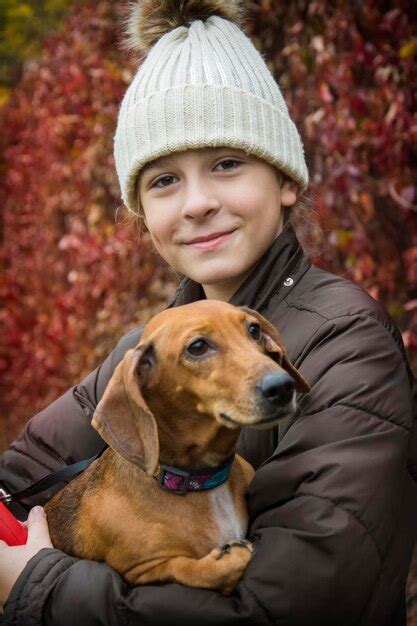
[{"xmin": 92, "ymin": 301, "xmax": 310, "ymax": 475}]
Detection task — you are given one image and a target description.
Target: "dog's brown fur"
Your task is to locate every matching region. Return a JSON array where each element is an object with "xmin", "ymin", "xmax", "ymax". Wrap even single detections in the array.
[{"xmin": 44, "ymin": 301, "xmax": 309, "ymax": 595}]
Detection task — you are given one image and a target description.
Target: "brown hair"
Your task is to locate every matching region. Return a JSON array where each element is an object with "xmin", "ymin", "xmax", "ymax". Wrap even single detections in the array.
[{"xmin": 285, "ymin": 193, "xmax": 323, "ymax": 260}]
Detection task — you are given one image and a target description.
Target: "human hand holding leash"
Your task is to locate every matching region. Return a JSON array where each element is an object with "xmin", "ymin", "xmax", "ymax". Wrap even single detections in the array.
[{"xmin": 0, "ymin": 506, "xmax": 52, "ymax": 613}]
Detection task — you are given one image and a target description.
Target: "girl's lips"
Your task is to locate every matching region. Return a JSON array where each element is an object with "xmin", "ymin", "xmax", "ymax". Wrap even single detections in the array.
[{"xmin": 185, "ymin": 229, "xmax": 237, "ymax": 251}]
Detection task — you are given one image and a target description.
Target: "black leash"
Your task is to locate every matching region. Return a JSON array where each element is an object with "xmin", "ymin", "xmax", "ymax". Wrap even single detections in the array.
[
  {"xmin": 0, "ymin": 385, "xmax": 108, "ymax": 504},
  {"xmin": 0, "ymin": 446, "xmax": 107, "ymax": 503}
]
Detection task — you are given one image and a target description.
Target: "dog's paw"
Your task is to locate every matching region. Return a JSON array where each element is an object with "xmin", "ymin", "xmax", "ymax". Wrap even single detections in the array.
[
  {"xmin": 228, "ymin": 539, "xmax": 255, "ymax": 553},
  {"xmin": 212, "ymin": 539, "xmax": 254, "ymax": 560},
  {"xmin": 208, "ymin": 539, "xmax": 254, "ymax": 595}
]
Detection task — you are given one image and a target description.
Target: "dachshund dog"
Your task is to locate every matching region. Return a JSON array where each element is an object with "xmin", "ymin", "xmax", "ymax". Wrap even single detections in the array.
[{"xmin": 44, "ymin": 300, "xmax": 310, "ymax": 595}]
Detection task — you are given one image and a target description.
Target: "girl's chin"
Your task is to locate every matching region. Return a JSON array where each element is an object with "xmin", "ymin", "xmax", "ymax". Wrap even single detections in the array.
[{"xmin": 185, "ymin": 266, "xmax": 248, "ymax": 287}]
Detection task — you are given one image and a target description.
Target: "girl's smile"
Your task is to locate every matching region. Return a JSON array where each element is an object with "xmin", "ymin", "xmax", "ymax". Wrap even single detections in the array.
[
  {"xmin": 184, "ymin": 228, "xmax": 238, "ymax": 250},
  {"xmin": 138, "ymin": 147, "xmax": 298, "ymax": 302}
]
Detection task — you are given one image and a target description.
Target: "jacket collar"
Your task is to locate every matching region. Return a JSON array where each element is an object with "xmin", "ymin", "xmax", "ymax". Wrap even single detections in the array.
[{"xmin": 168, "ymin": 223, "xmax": 310, "ymax": 311}]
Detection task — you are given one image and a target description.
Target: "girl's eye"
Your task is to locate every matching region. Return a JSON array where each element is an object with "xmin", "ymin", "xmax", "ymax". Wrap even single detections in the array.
[
  {"xmin": 150, "ymin": 160, "xmax": 241, "ymax": 188},
  {"xmin": 248, "ymin": 322, "xmax": 261, "ymax": 341},
  {"xmin": 151, "ymin": 175, "xmax": 177, "ymax": 189},
  {"xmin": 215, "ymin": 159, "xmax": 241, "ymax": 171},
  {"xmin": 186, "ymin": 339, "xmax": 210, "ymax": 357}
]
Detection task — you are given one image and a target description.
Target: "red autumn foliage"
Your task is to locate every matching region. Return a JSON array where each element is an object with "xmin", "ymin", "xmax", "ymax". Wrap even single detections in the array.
[
  {"xmin": 0, "ymin": 1, "xmax": 177, "ymax": 448},
  {"xmin": 251, "ymin": 0, "xmax": 416, "ymax": 305},
  {"xmin": 1, "ymin": 0, "xmax": 416, "ymax": 452}
]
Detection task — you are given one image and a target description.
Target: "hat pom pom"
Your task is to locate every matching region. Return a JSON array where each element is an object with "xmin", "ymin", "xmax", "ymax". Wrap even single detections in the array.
[{"xmin": 123, "ymin": 0, "xmax": 249, "ymax": 55}]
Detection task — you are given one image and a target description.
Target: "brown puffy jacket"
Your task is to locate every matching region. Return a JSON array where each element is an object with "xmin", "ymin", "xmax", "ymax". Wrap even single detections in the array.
[{"xmin": 1, "ymin": 224, "xmax": 416, "ymax": 626}]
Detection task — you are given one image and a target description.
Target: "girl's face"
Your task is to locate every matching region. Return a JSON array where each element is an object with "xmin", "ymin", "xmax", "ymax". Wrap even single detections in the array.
[{"xmin": 138, "ymin": 147, "xmax": 298, "ymax": 301}]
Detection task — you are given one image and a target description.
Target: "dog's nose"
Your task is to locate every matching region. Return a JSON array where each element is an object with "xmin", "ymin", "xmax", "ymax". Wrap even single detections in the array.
[{"xmin": 258, "ymin": 372, "xmax": 295, "ymax": 405}]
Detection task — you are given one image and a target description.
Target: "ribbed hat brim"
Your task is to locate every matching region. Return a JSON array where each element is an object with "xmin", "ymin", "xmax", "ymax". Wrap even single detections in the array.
[{"xmin": 114, "ymin": 83, "xmax": 309, "ymax": 213}]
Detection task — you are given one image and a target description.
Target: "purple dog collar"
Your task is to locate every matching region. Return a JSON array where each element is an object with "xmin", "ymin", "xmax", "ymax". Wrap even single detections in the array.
[{"xmin": 153, "ymin": 455, "xmax": 235, "ymax": 495}]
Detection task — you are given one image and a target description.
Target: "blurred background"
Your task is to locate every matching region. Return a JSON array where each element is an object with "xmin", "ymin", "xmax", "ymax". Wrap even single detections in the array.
[{"xmin": 0, "ymin": 0, "xmax": 416, "ymax": 620}]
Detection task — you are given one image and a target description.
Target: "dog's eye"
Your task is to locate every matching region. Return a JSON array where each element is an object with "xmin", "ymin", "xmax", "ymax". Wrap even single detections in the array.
[
  {"xmin": 186, "ymin": 339, "xmax": 210, "ymax": 357},
  {"xmin": 248, "ymin": 322, "xmax": 261, "ymax": 341}
]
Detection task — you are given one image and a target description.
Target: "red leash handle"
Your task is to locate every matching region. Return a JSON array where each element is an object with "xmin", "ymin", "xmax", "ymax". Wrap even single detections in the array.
[{"xmin": 0, "ymin": 501, "xmax": 28, "ymax": 546}]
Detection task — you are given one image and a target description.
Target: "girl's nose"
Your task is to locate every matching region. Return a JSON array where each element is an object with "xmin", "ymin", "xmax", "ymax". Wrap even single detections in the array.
[{"xmin": 181, "ymin": 183, "xmax": 221, "ymax": 220}]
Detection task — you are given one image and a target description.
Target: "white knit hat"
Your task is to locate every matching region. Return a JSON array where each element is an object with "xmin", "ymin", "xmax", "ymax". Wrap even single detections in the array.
[{"xmin": 114, "ymin": 2, "xmax": 309, "ymax": 214}]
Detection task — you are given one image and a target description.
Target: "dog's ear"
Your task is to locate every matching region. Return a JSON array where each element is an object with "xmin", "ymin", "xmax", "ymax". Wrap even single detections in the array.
[
  {"xmin": 91, "ymin": 347, "xmax": 159, "ymax": 476},
  {"xmin": 240, "ymin": 306, "xmax": 311, "ymax": 393},
  {"xmin": 280, "ymin": 353, "xmax": 311, "ymax": 393}
]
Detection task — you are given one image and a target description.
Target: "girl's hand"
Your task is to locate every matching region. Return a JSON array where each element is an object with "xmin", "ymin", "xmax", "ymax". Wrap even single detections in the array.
[{"xmin": 0, "ymin": 506, "xmax": 53, "ymax": 612}]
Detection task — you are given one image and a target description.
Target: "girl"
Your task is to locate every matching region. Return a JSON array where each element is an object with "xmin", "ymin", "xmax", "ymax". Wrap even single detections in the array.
[{"xmin": 1, "ymin": 1, "xmax": 416, "ymax": 624}]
